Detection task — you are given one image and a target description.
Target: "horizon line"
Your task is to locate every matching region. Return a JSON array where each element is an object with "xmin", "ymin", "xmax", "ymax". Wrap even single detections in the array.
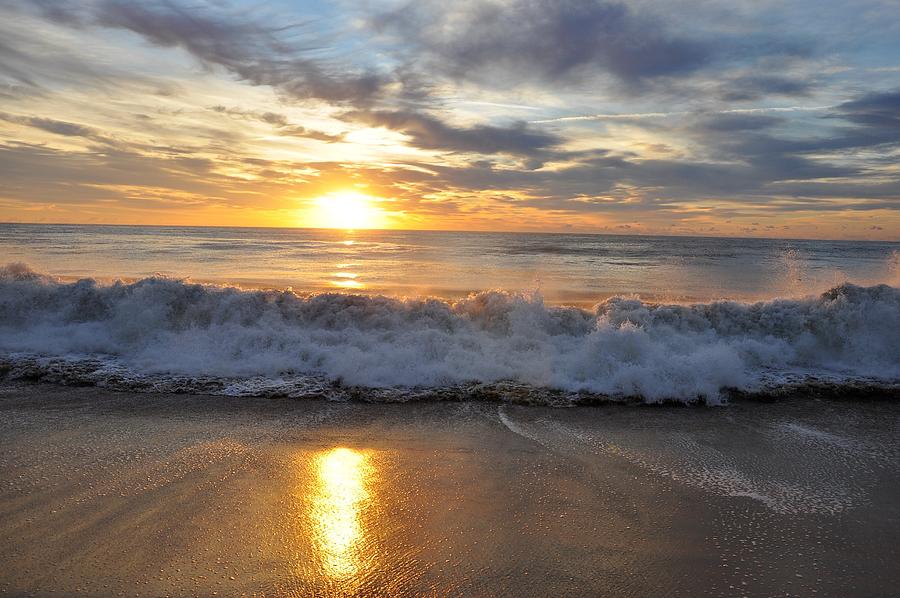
[{"xmin": 0, "ymin": 221, "xmax": 895, "ymax": 245}]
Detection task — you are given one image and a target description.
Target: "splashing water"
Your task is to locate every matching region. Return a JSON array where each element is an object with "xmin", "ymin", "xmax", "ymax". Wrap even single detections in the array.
[{"xmin": 1, "ymin": 263, "xmax": 897, "ymax": 404}]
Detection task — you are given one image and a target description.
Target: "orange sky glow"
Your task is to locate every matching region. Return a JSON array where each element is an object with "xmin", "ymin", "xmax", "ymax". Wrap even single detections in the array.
[{"xmin": 0, "ymin": 1, "xmax": 898, "ymax": 240}]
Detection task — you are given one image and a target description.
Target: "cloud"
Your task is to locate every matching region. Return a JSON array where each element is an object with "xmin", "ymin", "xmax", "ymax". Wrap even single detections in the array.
[
  {"xmin": 209, "ymin": 106, "xmax": 344, "ymax": 142},
  {"xmin": 25, "ymin": 0, "xmax": 403, "ymax": 106},
  {"xmin": 693, "ymin": 113, "xmax": 785, "ymax": 132},
  {"xmin": 278, "ymin": 126, "xmax": 344, "ymax": 143},
  {"xmin": 719, "ymin": 75, "xmax": 814, "ymax": 102},
  {"xmin": 99, "ymin": 0, "xmax": 397, "ymax": 104},
  {"xmin": 706, "ymin": 89, "xmax": 900, "ymax": 161},
  {"xmin": 0, "ymin": 141, "xmax": 220, "ymax": 198},
  {"xmin": 344, "ymin": 110, "xmax": 561, "ymax": 158},
  {"xmin": 1, "ymin": 0, "xmax": 897, "ymax": 236},
  {"xmin": 374, "ymin": 0, "xmax": 711, "ymax": 88},
  {"xmin": 29, "ymin": 0, "xmax": 87, "ymax": 26},
  {"xmin": 531, "ymin": 105, "xmax": 831, "ymax": 124},
  {"xmin": 833, "ymin": 88, "xmax": 900, "ymax": 129},
  {"xmin": 372, "ymin": 0, "xmax": 815, "ymax": 94},
  {"xmin": 0, "ymin": 112, "xmax": 99, "ymax": 138}
]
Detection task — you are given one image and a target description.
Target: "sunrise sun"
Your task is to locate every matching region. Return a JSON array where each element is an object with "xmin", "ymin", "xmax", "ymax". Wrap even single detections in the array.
[{"xmin": 308, "ymin": 191, "xmax": 388, "ymax": 230}]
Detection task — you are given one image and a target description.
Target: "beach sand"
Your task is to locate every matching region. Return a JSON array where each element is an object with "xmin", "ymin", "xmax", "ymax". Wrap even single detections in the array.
[{"xmin": 0, "ymin": 382, "xmax": 897, "ymax": 596}]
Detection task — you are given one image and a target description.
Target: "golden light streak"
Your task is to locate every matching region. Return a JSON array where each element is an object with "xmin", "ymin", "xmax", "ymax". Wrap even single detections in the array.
[{"xmin": 311, "ymin": 447, "xmax": 372, "ymax": 580}]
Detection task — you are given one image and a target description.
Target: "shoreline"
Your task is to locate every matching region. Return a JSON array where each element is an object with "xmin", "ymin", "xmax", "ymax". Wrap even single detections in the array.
[
  {"xmin": 3, "ymin": 357, "xmax": 900, "ymax": 406},
  {"xmin": 1, "ymin": 381, "xmax": 898, "ymax": 596}
]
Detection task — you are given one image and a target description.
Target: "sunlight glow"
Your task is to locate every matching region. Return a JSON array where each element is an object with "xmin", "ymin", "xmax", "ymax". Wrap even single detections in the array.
[
  {"xmin": 331, "ymin": 278, "xmax": 365, "ymax": 289},
  {"xmin": 311, "ymin": 447, "xmax": 372, "ymax": 580},
  {"xmin": 309, "ymin": 191, "xmax": 388, "ymax": 230}
]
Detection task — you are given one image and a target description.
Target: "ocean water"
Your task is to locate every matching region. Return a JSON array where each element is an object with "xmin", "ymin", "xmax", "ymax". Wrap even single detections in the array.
[
  {"xmin": 3, "ymin": 223, "xmax": 899, "ymax": 303},
  {"xmin": 1, "ymin": 223, "xmax": 898, "ymax": 403}
]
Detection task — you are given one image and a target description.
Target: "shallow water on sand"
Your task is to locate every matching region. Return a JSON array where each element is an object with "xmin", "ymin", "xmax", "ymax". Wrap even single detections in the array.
[{"xmin": 0, "ymin": 384, "xmax": 898, "ymax": 596}]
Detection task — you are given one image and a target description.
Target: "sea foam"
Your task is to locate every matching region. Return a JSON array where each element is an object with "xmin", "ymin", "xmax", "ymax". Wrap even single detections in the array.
[{"xmin": 1, "ymin": 263, "xmax": 898, "ymax": 404}]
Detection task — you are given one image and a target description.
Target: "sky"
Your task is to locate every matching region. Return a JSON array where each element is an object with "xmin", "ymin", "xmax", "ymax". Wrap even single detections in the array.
[{"xmin": 0, "ymin": 0, "xmax": 899, "ymax": 239}]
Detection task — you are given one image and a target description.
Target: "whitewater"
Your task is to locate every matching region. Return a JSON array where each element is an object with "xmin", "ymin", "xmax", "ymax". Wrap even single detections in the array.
[{"xmin": 2, "ymin": 262, "xmax": 898, "ymax": 404}]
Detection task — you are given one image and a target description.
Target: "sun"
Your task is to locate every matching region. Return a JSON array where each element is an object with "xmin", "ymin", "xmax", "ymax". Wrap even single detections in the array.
[{"xmin": 309, "ymin": 191, "xmax": 388, "ymax": 230}]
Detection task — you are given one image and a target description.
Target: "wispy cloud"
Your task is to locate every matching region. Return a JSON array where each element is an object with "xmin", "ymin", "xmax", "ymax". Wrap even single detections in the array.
[{"xmin": 531, "ymin": 105, "xmax": 835, "ymax": 124}]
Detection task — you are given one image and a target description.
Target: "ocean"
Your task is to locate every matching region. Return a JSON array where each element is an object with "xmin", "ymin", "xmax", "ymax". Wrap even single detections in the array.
[{"xmin": 1, "ymin": 223, "xmax": 898, "ymax": 403}]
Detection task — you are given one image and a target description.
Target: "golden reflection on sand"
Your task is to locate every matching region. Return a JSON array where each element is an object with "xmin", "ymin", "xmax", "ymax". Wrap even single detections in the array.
[{"xmin": 311, "ymin": 447, "xmax": 372, "ymax": 580}]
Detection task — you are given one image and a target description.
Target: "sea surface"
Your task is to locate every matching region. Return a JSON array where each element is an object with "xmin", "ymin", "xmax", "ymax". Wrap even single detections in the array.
[
  {"xmin": 1, "ymin": 223, "xmax": 898, "ymax": 403},
  {"xmin": 2, "ymin": 223, "xmax": 898, "ymax": 303}
]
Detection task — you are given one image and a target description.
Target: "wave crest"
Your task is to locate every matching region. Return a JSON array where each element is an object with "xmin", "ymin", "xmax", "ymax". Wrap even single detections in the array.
[{"xmin": 1, "ymin": 264, "xmax": 898, "ymax": 403}]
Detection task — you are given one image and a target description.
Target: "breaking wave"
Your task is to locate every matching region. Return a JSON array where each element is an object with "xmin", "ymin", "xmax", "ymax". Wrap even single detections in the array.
[{"xmin": 1, "ymin": 262, "xmax": 898, "ymax": 404}]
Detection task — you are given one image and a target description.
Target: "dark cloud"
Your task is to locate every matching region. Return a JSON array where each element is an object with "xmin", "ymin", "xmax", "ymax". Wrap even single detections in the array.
[
  {"xmin": 719, "ymin": 75, "xmax": 813, "ymax": 102},
  {"xmin": 278, "ymin": 126, "xmax": 344, "ymax": 143},
  {"xmin": 397, "ymin": 143, "xmax": 896, "ymax": 214},
  {"xmin": 700, "ymin": 89, "xmax": 900, "ymax": 164},
  {"xmin": 344, "ymin": 110, "xmax": 561, "ymax": 158},
  {"xmin": 0, "ymin": 112, "xmax": 99, "ymax": 138},
  {"xmin": 694, "ymin": 113, "xmax": 785, "ymax": 132},
  {"xmin": 29, "ymin": 0, "xmax": 87, "ymax": 26},
  {"xmin": 651, "ymin": 89, "xmax": 900, "ymax": 203},
  {"xmin": 373, "ymin": 0, "xmax": 814, "ymax": 93},
  {"xmin": 259, "ymin": 112, "xmax": 289, "ymax": 128},
  {"xmin": 211, "ymin": 106, "xmax": 285, "ymax": 125},
  {"xmin": 833, "ymin": 89, "xmax": 900, "ymax": 129},
  {"xmin": 209, "ymin": 105, "xmax": 344, "ymax": 142},
  {"xmin": 374, "ymin": 0, "xmax": 711, "ymax": 87},
  {"xmin": 29, "ymin": 118, "xmax": 94, "ymax": 137}
]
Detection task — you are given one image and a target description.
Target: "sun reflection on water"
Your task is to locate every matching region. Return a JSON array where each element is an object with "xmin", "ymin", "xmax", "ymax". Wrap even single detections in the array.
[
  {"xmin": 330, "ymin": 258, "xmax": 364, "ymax": 289},
  {"xmin": 330, "ymin": 277, "xmax": 364, "ymax": 289},
  {"xmin": 312, "ymin": 447, "xmax": 372, "ymax": 580},
  {"xmin": 328, "ymin": 242, "xmax": 365, "ymax": 288}
]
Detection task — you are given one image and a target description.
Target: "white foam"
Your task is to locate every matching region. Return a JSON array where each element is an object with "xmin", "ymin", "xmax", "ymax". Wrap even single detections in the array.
[
  {"xmin": 1, "ymin": 262, "xmax": 898, "ymax": 403},
  {"xmin": 498, "ymin": 415, "xmax": 868, "ymax": 515}
]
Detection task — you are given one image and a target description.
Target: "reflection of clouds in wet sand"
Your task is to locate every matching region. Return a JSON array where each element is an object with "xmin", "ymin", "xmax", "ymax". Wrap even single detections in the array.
[{"xmin": 310, "ymin": 448, "xmax": 373, "ymax": 581}]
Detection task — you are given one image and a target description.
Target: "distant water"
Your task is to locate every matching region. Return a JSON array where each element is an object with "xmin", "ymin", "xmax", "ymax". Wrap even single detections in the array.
[
  {"xmin": 1, "ymin": 224, "xmax": 898, "ymax": 403},
  {"xmin": 2, "ymin": 223, "xmax": 898, "ymax": 303}
]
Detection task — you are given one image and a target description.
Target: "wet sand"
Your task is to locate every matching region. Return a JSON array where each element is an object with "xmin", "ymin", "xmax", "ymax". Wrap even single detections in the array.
[{"xmin": 0, "ymin": 383, "xmax": 898, "ymax": 597}]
